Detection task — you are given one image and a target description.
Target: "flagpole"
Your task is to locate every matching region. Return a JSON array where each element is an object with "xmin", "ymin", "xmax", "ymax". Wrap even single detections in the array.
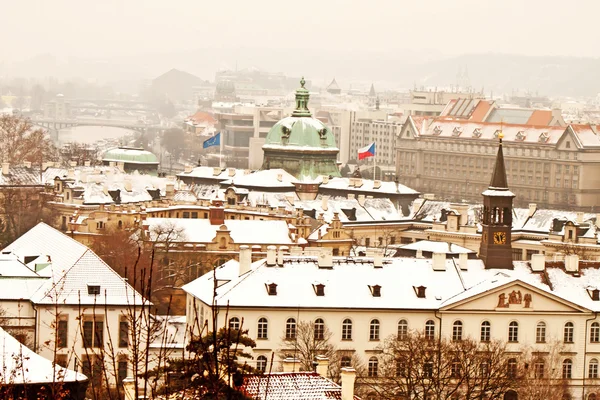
[
  {"xmin": 373, "ymin": 142, "xmax": 377, "ymax": 180},
  {"xmin": 219, "ymin": 137, "xmax": 223, "ymax": 169}
]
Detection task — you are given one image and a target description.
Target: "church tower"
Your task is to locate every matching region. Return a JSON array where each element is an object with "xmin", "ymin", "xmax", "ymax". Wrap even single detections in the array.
[{"xmin": 479, "ymin": 132, "xmax": 515, "ymax": 269}]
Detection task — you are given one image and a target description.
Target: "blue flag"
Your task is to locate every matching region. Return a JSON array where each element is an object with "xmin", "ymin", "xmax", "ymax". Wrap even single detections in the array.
[{"xmin": 203, "ymin": 133, "xmax": 220, "ymax": 149}]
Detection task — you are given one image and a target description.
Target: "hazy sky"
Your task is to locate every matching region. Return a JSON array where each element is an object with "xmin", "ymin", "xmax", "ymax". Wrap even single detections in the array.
[{"xmin": 3, "ymin": 0, "xmax": 600, "ymax": 61}]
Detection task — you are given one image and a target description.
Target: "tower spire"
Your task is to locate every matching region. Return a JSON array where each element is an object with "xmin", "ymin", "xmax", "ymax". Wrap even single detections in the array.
[
  {"xmin": 489, "ymin": 130, "xmax": 508, "ymax": 190},
  {"xmin": 292, "ymin": 76, "xmax": 312, "ymax": 117}
]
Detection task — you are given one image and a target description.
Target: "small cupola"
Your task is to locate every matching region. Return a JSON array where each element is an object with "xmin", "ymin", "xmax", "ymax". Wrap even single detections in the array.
[
  {"xmin": 313, "ymin": 283, "xmax": 325, "ymax": 296},
  {"xmin": 414, "ymin": 285, "xmax": 426, "ymax": 298},
  {"xmin": 266, "ymin": 282, "xmax": 277, "ymax": 296},
  {"xmin": 369, "ymin": 284, "xmax": 381, "ymax": 297}
]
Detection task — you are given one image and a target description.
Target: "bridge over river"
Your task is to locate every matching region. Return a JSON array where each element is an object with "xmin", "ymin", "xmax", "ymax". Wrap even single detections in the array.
[{"xmin": 32, "ymin": 118, "xmax": 161, "ymax": 133}]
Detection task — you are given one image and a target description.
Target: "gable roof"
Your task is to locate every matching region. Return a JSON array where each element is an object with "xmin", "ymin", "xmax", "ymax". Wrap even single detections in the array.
[
  {"xmin": 3, "ymin": 223, "xmax": 145, "ymax": 306},
  {"xmin": 0, "ymin": 326, "xmax": 87, "ymax": 384},
  {"xmin": 30, "ymin": 249, "xmax": 145, "ymax": 306},
  {"xmin": 3, "ymin": 222, "xmax": 89, "ymax": 270}
]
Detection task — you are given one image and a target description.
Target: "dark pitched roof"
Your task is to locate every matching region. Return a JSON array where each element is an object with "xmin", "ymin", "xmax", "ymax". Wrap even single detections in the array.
[{"xmin": 489, "ymin": 139, "xmax": 508, "ymax": 190}]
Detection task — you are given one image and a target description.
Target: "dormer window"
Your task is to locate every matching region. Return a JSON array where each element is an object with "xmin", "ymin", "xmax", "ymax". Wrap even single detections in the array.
[
  {"xmin": 433, "ymin": 126, "xmax": 442, "ymax": 135},
  {"xmin": 591, "ymin": 289, "xmax": 600, "ymax": 301},
  {"xmin": 539, "ymin": 132, "xmax": 549, "ymax": 143},
  {"xmin": 370, "ymin": 285, "xmax": 381, "ymax": 297},
  {"xmin": 87, "ymin": 285, "xmax": 101, "ymax": 295},
  {"xmin": 472, "ymin": 128, "xmax": 482, "ymax": 138},
  {"xmin": 452, "ymin": 127, "xmax": 462, "ymax": 137},
  {"xmin": 516, "ymin": 131, "xmax": 526, "ymax": 141},
  {"xmin": 314, "ymin": 283, "xmax": 325, "ymax": 296},
  {"xmin": 414, "ymin": 285, "xmax": 426, "ymax": 298},
  {"xmin": 266, "ymin": 282, "xmax": 277, "ymax": 296}
]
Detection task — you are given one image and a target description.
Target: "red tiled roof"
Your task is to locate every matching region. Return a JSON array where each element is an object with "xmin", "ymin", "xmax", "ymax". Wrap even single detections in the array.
[
  {"xmin": 187, "ymin": 111, "xmax": 216, "ymax": 124},
  {"xmin": 470, "ymin": 100, "xmax": 494, "ymax": 122},
  {"xmin": 526, "ymin": 110, "xmax": 553, "ymax": 126},
  {"xmin": 241, "ymin": 372, "xmax": 360, "ymax": 400}
]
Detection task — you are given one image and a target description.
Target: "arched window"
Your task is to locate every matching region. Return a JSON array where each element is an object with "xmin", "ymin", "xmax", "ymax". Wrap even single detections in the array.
[
  {"xmin": 563, "ymin": 359, "xmax": 573, "ymax": 379},
  {"xmin": 536, "ymin": 322, "xmax": 546, "ymax": 343},
  {"xmin": 342, "ymin": 319, "xmax": 353, "ymax": 340},
  {"xmin": 481, "ymin": 321, "xmax": 491, "ymax": 342},
  {"xmin": 507, "ymin": 358, "xmax": 518, "ymax": 379},
  {"xmin": 256, "ymin": 355, "xmax": 267, "ymax": 373},
  {"xmin": 592, "ymin": 322, "xmax": 600, "ymax": 343},
  {"xmin": 314, "ymin": 318, "xmax": 325, "ymax": 340},
  {"xmin": 229, "ymin": 317, "xmax": 240, "ymax": 331},
  {"xmin": 340, "ymin": 356, "xmax": 352, "ymax": 368},
  {"xmin": 219, "ymin": 237, "xmax": 226, "ymax": 249},
  {"xmin": 590, "ymin": 359, "xmax": 599, "ymax": 379},
  {"xmin": 425, "ymin": 320, "xmax": 435, "ymax": 340},
  {"xmin": 285, "ymin": 318, "xmax": 296, "ymax": 340},
  {"xmin": 117, "ymin": 220, "xmax": 123, "ymax": 229},
  {"xmin": 398, "ymin": 319, "xmax": 408, "ymax": 340},
  {"xmin": 589, "ymin": 394, "xmax": 598, "ymax": 400},
  {"xmin": 257, "ymin": 318, "xmax": 268, "ymax": 339},
  {"xmin": 508, "ymin": 321, "xmax": 519, "ymax": 343},
  {"xmin": 564, "ymin": 322, "xmax": 574, "ymax": 343},
  {"xmin": 369, "ymin": 319, "xmax": 380, "ymax": 341},
  {"xmin": 368, "ymin": 357, "xmax": 378, "ymax": 377},
  {"xmin": 452, "ymin": 321, "xmax": 463, "ymax": 341}
]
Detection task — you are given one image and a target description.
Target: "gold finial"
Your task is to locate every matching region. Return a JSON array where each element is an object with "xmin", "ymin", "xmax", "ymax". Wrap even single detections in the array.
[{"xmin": 498, "ymin": 131, "xmax": 504, "ymax": 140}]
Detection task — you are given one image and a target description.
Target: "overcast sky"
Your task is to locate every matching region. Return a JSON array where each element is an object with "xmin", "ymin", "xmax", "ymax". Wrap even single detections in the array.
[{"xmin": 3, "ymin": 0, "xmax": 600, "ymax": 61}]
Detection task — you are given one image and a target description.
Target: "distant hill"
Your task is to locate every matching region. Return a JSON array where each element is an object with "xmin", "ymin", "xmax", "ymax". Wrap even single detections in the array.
[
  {"xmin": 150, "ymin": 68, "xmax": 206, "ymax": 102},
  {"xmin": 408, "ymin": 53, "xmax": 600, "ymax": 98}
]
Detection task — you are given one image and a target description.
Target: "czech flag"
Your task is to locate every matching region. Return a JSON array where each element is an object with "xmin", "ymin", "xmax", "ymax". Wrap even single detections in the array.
[
  {"xmin": 203, "ymin": 132, "xmax": 220, "ymax": 149},
  {"xmin": 358, "ymin": 142, "xmax": 376, "ymax": 160}
]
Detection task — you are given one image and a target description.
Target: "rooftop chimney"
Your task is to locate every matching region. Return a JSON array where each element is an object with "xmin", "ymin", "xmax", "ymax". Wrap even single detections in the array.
[
  {"xmin": 213, "ymin": 167, "xmax": 221, "ymax": 176},
  {"xmin": 165, "ymin": 183, "xmax": 175, "ymax": 199},
  {"xmin": 322, "ymin": 175, "xmax": 330, "ymax": 184},
  {"xmin": 373, "ymin": 180, "xmax": 382, "ymax": 189},
  {"xmin": 317, "ymin": 247, "xmax": 333, "ymax": 268},
  {"xmin": 1, "ymin": 162, "xmax": 8, "ymax": 176},
  {"xmin": 373, "ymin": 249, "xmax": 383, "ymax": 268},
  {"xmin": 340, "ymin": 368, "xmax": 356, "ymax": 400},
  {"xmin": 577, "ymin": 212, "xmax": 584, "ymax": 224},
  {"xmin": 357, "ymin": 194, "xmax": 366, "ymax": 207},
  {"xmin": 67, "ymin": 168, "xmax": 75, "ymax": 180},
  {"xmin": 321, "ymin": 195, "xmax": 329, "ymax": 211},
  {"xmin": 69, "ymin": 160, "xmax": 77, "ymax": 167},
  {"xmin": 416, "ymin": 249, "xmax": 424, "ymax": 259},
  {"xmin": 277, "ymin": 246, "xmax": 288, "ymax": 265},
  {"xmin": 277, "ymin": 173, "xmax": 283, "ymax": 182},
  {"xmin": 315, "ymin": 355, "xmax": 329, "ymax": 377},
  {"xmin": 531, "ymin": 253, "xmax": 546, "ymax": 272},
  {"xmin": 458, "ymin": 252, "xmax": 468, "ymax": 270},
  {"xmin": 239, "ymin": 245, "xmax": 252, "ymax": 276},
  {"xmin": 23, "ymin": 161, "xmax": 31, "ymax": 168},
  {"xmin": 565, "ymin": 254, "xmax": 579, "ymax": 273},
  {"xmin": 228, "ymin": 168, "xmax": 236, "ymax": 177},
  {"xmin": 124, "ymin": 180, "xmax": 132, "ymax": 192},
  {"xmin": 266, "ymin": 246, "xmax": 277, "ymax": 266},
  {"xmin": 528, "ymin": 203, "xmax": 537, "ymax": 217},
  {"xmin": 282, "ymin": 357, "xmax": 301, "ymax": 373},
  {"xmin": 184, "ymin": 164, "xmax": 193, "ymax": 173},
  {"xmin": 432, "ymin": 252, "xmax": 446, "ymax": 271}
]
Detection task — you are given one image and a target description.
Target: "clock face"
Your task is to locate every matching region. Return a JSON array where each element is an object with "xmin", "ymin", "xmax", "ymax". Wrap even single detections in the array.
[{"xmin": 493, "ymin": 231, "xmax": 507, "ymax": 245}]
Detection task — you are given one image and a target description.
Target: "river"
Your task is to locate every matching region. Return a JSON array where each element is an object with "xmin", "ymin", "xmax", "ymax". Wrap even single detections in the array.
[{"xmin": 56, "ymin": 126, "xmax": 137, "ymax": 147}]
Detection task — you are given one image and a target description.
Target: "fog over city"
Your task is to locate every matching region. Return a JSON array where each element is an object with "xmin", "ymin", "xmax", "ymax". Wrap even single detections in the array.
[
  {"xmin": 2, "ymin": 2, "xmax": 600, "ymax": 399},
  {"xmin": 3, "ymin": 0, "xmax": 600, "ymax": 94}
]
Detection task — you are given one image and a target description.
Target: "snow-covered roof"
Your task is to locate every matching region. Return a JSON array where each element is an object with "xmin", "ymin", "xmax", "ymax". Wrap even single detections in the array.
[
  {"xmin": 183, "ymin": 256, "xmax": 485, "ymax": 310},
  {"xmin": 184, "ymin": 254, "xmax": 600, "ymax": 313},
  {"xmin": 144, "ymin": 218, "xmax": 293, "ymax": 245},
  {"xmin": 319, "ymin": 177, "xmax": 418, "ymax": 195},
  {"xmin": 0, "ymin": 326, "xmax": 87, "ymax": 384},
  {"xmin": 2, "ymin": 223, "xmax": 145, "ymax": 306},
  {"xmin": 177, "ymin": 166, "xmax": 246, "ymax": 181},
  {"xmin": 226, "ymin": 169, "xmax": 298, "ymax": 189},
  {"xmin": 241, "ymin": 372, "xmax": 359, "ymax": 400},
  {"xmin": 398, "ymin": 240, "xmax": 475, "ymax": 254}
]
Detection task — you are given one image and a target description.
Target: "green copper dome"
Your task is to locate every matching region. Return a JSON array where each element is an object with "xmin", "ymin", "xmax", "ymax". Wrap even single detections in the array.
[
  {"xmin": 102, "ymin": 147, "xmax": 159, "ymax": 164},
  {"xmin": 261, "ymin": 77, "xmax": 340, "ymax": 180},
  {"xmin": 263, "ymin": 77, "xmax": 338, "ymax": 150}
]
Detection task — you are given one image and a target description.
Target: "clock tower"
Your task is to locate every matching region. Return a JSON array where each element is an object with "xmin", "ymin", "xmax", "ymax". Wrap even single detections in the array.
[{"xmin": 479, "ymin": 132, "xmax": 515, "ymax": 269}]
